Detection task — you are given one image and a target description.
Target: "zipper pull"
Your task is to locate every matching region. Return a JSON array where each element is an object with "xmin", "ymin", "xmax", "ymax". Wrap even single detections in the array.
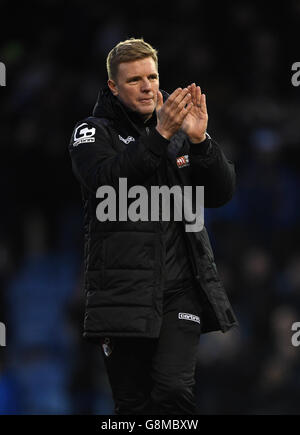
[{"xmin": 145, "ymin": 126, "xmax": 150, "ymax": 135}]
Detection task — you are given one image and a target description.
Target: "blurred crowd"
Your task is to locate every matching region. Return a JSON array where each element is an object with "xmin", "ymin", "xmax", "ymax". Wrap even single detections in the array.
[{"xmin": 1, "ymin": 0, "xmax": 300, "ymax": 414}]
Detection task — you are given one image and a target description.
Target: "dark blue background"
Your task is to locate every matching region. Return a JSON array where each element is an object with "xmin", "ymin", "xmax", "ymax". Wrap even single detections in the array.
[{"xmin": 0, "ymin": 0, "xmax": 300, "ymax": 414}]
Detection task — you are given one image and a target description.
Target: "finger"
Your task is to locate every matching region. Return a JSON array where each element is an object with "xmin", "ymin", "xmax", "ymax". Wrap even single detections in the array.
[
  {"xmin": 166, "ymin": 87, "xmax": 182, "ymax": 105},
  {"xmin": 187, "ymin": 84, "xmax": 194, "ymax": 104},
  {"xmin": 188, "ymin": 84, "xmax": 196, "ymax": 105},
  {"xmin": 156, "ymin": 90, "xmax": 164, "ymax": 112},
  {"xmin": 178, "ymin": 101, "xmax": 193, "ymax": 121},
  {"xmin": 176, "ymin": 91, "xmax": 192, "ymax": 111},
  {"xmin": 172, "ymin": 88, "xmax": 190, "ymax": 108},
  {"xmin": 196, "ymin": 86, "xmax": 202, "ymax": 107},
  {"xmin": 191, "ymin": 83, "xmax": 197, "ymax": 105},
  {"xmin": 201, "ymin": 93, "xmax": 207, "ymax": 114}
]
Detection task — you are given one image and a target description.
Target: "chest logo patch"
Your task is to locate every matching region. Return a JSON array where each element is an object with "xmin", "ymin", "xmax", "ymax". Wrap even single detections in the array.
[
  {"xmin": 119, "ymin": 135, "xmax": 135, "ymax": 144},
  {"xmin": 176, "ymin": 155, "xmax": 190, "ymax": 168}
]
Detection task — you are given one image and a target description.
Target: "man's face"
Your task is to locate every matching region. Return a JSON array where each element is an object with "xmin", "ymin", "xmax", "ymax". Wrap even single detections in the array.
[{"xmin": 108, "ymin": 57, "xmax": 159, "ymax": 121}]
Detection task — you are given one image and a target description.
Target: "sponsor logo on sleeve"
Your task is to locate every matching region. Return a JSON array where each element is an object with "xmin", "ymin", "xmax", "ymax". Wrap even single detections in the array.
[{"xmin": 73, "ymin": 123, "xmax": 96, "ymax": 146}]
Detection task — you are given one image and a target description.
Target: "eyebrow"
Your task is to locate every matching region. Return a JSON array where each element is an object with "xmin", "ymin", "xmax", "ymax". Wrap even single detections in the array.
[{"xmin": 126, "ymin": 73, "xmax": 158, "ymax": 82}]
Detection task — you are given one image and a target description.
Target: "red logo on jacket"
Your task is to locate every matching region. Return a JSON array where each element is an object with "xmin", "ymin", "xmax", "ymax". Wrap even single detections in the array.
[{"xmin": 176, "ymin": 155, "xmax": 190, "ymax": 168}]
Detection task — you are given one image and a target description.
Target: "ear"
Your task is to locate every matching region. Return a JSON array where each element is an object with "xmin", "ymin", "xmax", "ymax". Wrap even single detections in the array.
[{"xmin": 107, "ymin": 79, "xmax": 118, "ymax": 96}]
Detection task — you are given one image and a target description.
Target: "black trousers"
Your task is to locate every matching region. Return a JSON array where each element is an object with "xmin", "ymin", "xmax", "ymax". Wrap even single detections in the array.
[{"xmin": 100, "ymin": 285, "xmax": 202, "ymax": 415}]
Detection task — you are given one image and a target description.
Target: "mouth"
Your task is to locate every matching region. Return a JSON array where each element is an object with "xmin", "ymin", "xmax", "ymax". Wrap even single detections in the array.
[{"xmin": 139, "ymin": 98, "xmax": 153, "ymax": 104}]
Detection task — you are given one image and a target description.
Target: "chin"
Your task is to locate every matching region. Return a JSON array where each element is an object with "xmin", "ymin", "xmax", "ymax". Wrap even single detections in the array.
[
  {"xmin": 141, "ymin": 111, "xmax": 153, "ymax": 120},
  {"xmin": 140, "ymin": 106, "xmax": 154, "ymax": 116},
  {"xmin": 135, "ymin": 106, "xmax": 151, "ymax": 117}
]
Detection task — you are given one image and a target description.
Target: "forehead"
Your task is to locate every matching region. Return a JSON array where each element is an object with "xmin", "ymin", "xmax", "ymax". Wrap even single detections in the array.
[{"xmin": 117, "ymin": 57, "xmax": 158, "ymax": 79}]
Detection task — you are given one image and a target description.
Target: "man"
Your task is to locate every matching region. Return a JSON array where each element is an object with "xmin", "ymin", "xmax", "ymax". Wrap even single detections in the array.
[{"xmin": 69, "ymin": 38, "xmax": 238, "ymax": 415}]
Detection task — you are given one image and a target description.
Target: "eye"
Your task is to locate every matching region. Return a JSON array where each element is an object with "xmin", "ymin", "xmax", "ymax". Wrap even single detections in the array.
[{"xmin": 128, "ymin": 77, "xmax": 139, "ymax": 83}]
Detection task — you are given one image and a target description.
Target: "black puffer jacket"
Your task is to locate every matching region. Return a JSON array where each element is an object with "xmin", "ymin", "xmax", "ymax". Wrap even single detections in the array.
[{"xmin": 69, "ymin": 86, "xmax": 238, "ymax": 341}]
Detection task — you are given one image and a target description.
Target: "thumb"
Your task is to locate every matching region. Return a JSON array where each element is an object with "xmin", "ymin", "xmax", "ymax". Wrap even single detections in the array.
[{"xmin": 156, "ymin": 90, "xmax": 163, "ymax": 112}]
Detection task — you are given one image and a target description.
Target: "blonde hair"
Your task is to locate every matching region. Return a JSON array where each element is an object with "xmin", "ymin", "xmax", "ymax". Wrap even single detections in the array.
[{"xmin": 106, "ymin": 37, "xmax": 158, "ymax": 81}]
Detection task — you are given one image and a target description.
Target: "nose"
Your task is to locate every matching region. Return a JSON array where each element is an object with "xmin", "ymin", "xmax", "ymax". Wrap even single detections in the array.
[{"xmin": 140, "ymin": 78, "xmax": 151, "ymax": 92}]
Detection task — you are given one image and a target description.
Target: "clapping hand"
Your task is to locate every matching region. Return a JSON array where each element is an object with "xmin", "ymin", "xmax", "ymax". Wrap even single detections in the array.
[{"xmin": 181, "ymin": 83, "xmax": 208, "ymax": 143}]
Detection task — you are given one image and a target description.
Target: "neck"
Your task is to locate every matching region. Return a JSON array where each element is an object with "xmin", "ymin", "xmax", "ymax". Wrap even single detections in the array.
[{"xmin": 142, "ymin": 113, "xmax": 154, "ymax": 123}]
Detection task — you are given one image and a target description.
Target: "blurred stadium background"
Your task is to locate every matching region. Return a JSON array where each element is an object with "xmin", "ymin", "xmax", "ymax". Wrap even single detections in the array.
[{"xmin": 1, "ymin": 0, "xmax": 300, "ymax": 414}]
